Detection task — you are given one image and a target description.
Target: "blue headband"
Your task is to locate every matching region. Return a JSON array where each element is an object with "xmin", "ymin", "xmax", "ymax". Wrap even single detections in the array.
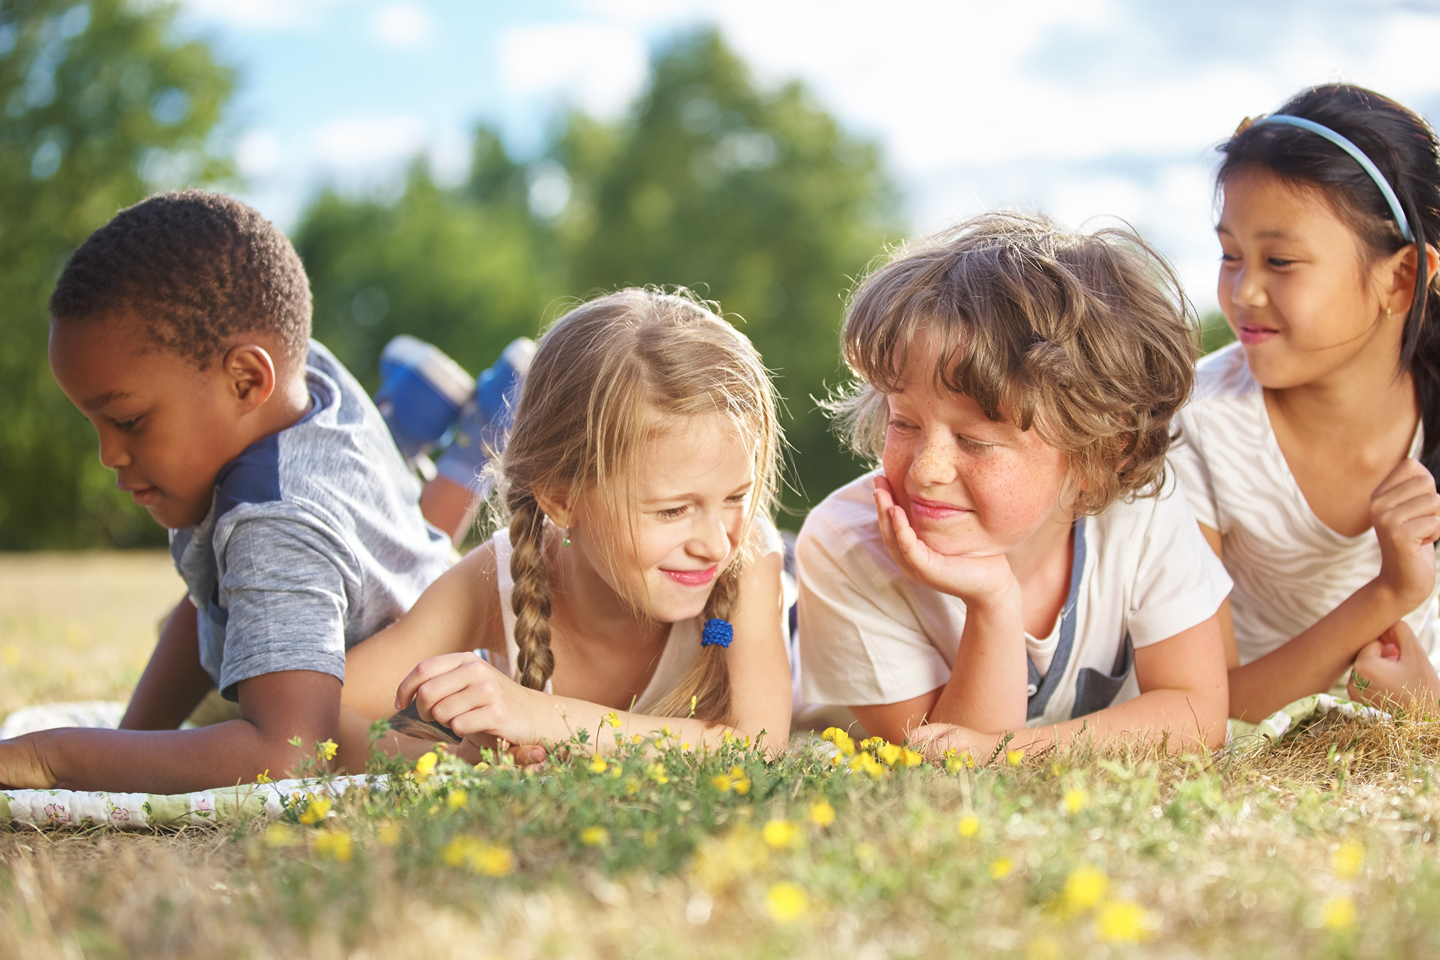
[{"xmin": 1252, "ymin": 114, "xmax": 1415, "ymax": 242}]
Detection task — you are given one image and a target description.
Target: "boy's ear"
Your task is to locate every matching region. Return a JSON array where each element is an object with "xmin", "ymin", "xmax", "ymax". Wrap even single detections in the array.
[
  {"xmin": 221, "ymin": 345, "xmax": 277, "ymax": 413},
  {"xmin": 533, "ymin": 485, "xmax": 574, "ymax": 529}
]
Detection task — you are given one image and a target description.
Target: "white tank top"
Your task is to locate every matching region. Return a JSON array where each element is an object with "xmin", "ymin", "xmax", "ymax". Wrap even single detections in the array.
[{"xmin": 489, "ymin": 528, "xmax": 702, "ymax": 714}]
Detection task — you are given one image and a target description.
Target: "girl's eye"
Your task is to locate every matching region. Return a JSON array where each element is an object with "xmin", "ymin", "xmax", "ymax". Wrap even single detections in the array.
[
  {"xmin": 115, "ymin": 416, "xmax": 142, "ymax": 431},
  {"xmin": 656, "ymin": 506, "xmax": 688, "ymax": 520},
  {"xmin": 1267, "ymin": 257, "xmax": 1295, "ymax": 268},
  {"xmin": 1219, "ymin": 252, "xmax": 1240, "ymax": 263}
]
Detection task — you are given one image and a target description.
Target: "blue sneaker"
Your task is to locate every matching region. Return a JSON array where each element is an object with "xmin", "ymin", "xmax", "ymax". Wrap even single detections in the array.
[
  {"xmin": 435, "ymin": 337, "xmax": 536, "ymax": 493},
  {"xmin": 375, "ymin": 335, "xmax": 475, "ymax": 463}
]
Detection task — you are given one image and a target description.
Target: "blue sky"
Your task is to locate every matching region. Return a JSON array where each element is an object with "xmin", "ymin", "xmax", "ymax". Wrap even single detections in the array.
[{"xmin": 173, "ymin": 0, "xmax": 1440, "ymax": 313}]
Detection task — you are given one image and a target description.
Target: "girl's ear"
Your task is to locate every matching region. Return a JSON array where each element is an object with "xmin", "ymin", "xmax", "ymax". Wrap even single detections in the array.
[
  {"xmin": 1382, "ymin": 243, "xmax": 1440, "ymax": 314},
  {"xmin": 533, "ymin": 485, "xmax": 575, "ymax": 530}
]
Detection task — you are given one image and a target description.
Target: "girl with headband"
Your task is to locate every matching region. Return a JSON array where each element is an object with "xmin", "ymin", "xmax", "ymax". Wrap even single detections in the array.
[
  {"xmin": 1169, "ymin": 83, "xmax": 1440, "ymax": 718},
  {"xmin": 334, "ymin": 289, "xmax": 793, "ymax": 766}
]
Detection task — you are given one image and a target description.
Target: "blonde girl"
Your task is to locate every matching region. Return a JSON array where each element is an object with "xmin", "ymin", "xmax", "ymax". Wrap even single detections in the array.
[
  {"xmin": 336, "ymin": 289, "xmax": 791, "ymax": 765},
  {"xmin": 1170, "ymin": 84, "xmax": 1440, "ymax": 719}
]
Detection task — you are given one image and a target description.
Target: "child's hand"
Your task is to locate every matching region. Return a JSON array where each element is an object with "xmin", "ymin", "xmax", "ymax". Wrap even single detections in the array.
[
  {"xmin": 1348, "ymin": 621, "xmax": 1440, "ymax": 711},
  {"xmin": 395, "ymin": 651, "xmax": 559, "ymax": 748},
  {"xmin": 904, "ymin": 722, "xmax": 1001, "ymax": 762},
  {"xmin": 873, "ymin": 476, "xmax": 1018, "ymax": 608},
  {"xmin": 1371, "ymin": 458, "xmax": 1440, "ymax": 614},
  {"xmin": 0, "ymin": 735, "xmax": 57, "ymax": 789}
]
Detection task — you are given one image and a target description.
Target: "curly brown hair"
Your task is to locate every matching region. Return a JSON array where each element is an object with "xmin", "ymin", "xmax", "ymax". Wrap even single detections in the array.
[
  {"xmin": 831, "ymin": 212, "xmax": 1198, "ymax": 516},
  {"xmin": 49, "ymin": 190, "xmax": 312, "ymax": 368}
]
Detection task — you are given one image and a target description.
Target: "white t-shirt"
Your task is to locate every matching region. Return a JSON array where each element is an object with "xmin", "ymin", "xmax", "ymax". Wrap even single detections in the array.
[
  {"xmin": 1168, "ymin": 343, "xmax": 1440, "ymax": 668},
  {"xmin": 795, "ymin": 470, "xmax": 1232, "ymax": 728}
]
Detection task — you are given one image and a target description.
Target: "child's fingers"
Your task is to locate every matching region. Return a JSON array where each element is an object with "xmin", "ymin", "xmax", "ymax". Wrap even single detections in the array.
[
  {"xmin": 1373, "ymin": 458, "xmax": 1436, "ymax": 501},
  {"xmin": 394, "ymin": 651, "xmax": 488, "ymax": 710}
]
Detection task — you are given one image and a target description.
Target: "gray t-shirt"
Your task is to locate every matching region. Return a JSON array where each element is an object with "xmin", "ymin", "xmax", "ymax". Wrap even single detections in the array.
[{"xmin": 170, "ymin": 340, "xmax": 453, "ymax": 700}]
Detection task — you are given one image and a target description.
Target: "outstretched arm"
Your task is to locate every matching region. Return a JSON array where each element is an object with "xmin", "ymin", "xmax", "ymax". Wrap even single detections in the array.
[
  {"xmin": 120, "ymin": 596, "xmax": 214, "ymax": 730},
  {"xmin": 0, "ymin": 670, "xmax": 341, "ymax": 793}
]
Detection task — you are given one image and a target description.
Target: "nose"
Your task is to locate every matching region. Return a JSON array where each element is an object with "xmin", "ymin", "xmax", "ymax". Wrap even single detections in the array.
[
  {"xmin": 96, "ymin": 425, "xmax": 131, "ymax": 471},
  {"xmin": 908, "ymin": 428, "xmax": 957, "ymax": 487},
  {"xmin": 1226, "ymin": 261, "xmax": 1267, "ymax": 310},
  {"xmin": 690, "ymin": 508, "xmax": 733, "ymax": 563}
]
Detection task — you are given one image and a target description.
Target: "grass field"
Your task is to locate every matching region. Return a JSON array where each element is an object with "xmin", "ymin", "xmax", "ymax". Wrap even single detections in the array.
[{"xmin": 3, "ymin": 553, "xmax": 1440, "ymax": 959}]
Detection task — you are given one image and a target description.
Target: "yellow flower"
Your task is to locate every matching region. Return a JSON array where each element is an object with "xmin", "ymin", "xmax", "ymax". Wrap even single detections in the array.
[
  {"xmin": 822, "ymin": 727, "xmax": 857, "ymax": 756},
  {"xmin": 317, "ymin": 739, "xmax": 339, "ymax": 761},
  {"xmin": 662, "ymin": 724, "xmax": 674, "ymax": 737},
  {"xmin": 729, "ymin": 766, "xmax": 751, "ymax": 795},
  {"xmin": 958, "ymin": 815, "xmax": 980, "ymax": 839},
  {"xmin": 1064, "ymin": 788, "xmax": 1089, "ymax": 815},
  {"xmin": 682, "ymin": 742, "xmax": 691, "ymax": 750},
  {"xmin": 580, "ymin": 826, "xmax": 610, "ymax": 847},
  {"xmin": 821, "ymin": 727, "xmax": 841, "ymax": 743},
  {"xmin": 1323, "ymin": 895, "xmax": 1356, "ymax": 930},
  {"xmin": 255, "ymin": 770, "xmax": 272, "ymax": 784},
  {"xmin": 446, "ymin": 790, "xmax": 468, "ymax": 811},
  {"xmin": 625, "ymin": 778, "xmax": 641, "ymax": 795},
  {"xmin": 265, "ymin": 822, "xmax": 299, "ymax": 847},
  {"xmin": 589, "ymin": 755, "xmax": 608, "ymax": 774},
  {"xmin": 377, "ymin": 823, "xmax": 400, "ymax": 846},
  {"xmin": 1096, "ymin": 900, "xmax": 1149, "ymax": 943},
  {"xmin": 605, "ymin": 711, "xmax": 621, "ymax": 728},
  {"xmin": 899, "ymin": 747, "xmax": 923, "ymax": 768},
  {"xmin": 860, "ymin": 736, "xmax": 886, "ymax": 752},
  {"xmin": 647, "ymin": 763, "xmax": 670, "ymax": 785},
  {"xmin": 441, "ymin": 836, "xmax": 474, "ymax": 867},
  {"xmin": 711, "ymin": 774, "xmax": 733, "ymax": 793},
  {"xmin": 610, "ymin": 764, "xmax": 624, "ymax": 779},
  {"xmin": 690, "ymin": 695, "xmax": 698, "ymax": 716},
  {"xmin": 809, "ymin": 799, "xmax": 836, "ymax": 827},
  {"xmin": 944, "ymin": 748, "xmax": 975, "ymax": 773},
  {"xmin": 298, "ymin": 795, "xmax": 331, "ymax": 825},
  {"xmin": 2, "ymin": 645, "xmax": 18, "ymax": 666},
  {"xmin": 414, "ymin": 751, "xmax": 439, "ymax": 783},
  {"xmin": 631, "ymin": 734, "xmax": 643, "ymax": 745},
  {"xmin": 876, "ymin": 743, "xmax": 903, "ymax": 766},
  {"xmin": 690, "ymin": 827, "xmax": 768, "ymax": 892},
  {"xmin": 1006, "ymin": 749, "xmax": 1025, "ymax": 766},
  {"xmin": 763, "ymin": 819, "xmax": 798, "ymax": 849},
  {"xmin": 766, "ymin": 882, "xmax": 808, "ymax": 922},
  {"xmin": 849, "ymin": 752, "xmax": 887, "ymax": 778},
  {"xmin": 989, "ymin": 857, "xmax": 1013, "ymax": 879},
  {"xmin": 643, "ymin": 828, "xmax": 658, "ymax": 848},
  {"xmin": 1061, "ymin": 865, "xmax": 1108, "ymax": 915},
  {"xmin": 314, "ymin": 829, "xmax": 353, "ymax": 862},
  {"xmin": 472, "ymin": 844, "xmax": 513, "ymax": 878},
  {"xmin": 473, "ymin": 761, "xmax": 490, "ymax": 772},
  {"xmin": 1331, "ymin": 839, "xmax": 1365, "ymax": 879}
]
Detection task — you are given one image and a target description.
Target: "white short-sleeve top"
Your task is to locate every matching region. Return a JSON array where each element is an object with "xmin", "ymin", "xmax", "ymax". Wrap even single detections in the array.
[
  {"xmin": 794, "ymin": 469, "xmax": 1232, "ymax": 727},
  {"xmin": 1168, "ymin": 344, "xmax": 1440, "ymax": 667},
  {"xmin": 487, "ymin": 520, "xmax": 785, "ymax": 715}
]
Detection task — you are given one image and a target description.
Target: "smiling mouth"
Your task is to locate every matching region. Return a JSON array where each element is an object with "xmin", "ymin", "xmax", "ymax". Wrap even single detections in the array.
[
  {"xmin": 908, "ymin": 495, "xmax": 972, "ymax": 521},
  {"xmin": 1238, "ymin": 324, "xmax": 1279, "ymax": 343},
  {"xmin": 120, "ymin": 484, "xmax": 161, "ymax": 505},
  {"xmin": 662, "ymin": 565, "xmax": 718, "ymax": 587}
]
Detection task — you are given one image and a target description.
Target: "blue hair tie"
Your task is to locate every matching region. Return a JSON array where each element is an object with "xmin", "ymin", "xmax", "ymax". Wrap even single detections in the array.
[
  {"xmin": 1252, "ymin": 114, "xmax": 1415, "ymax": 242},
  {"xmin": 701, "ymin": 618, "xmax": 733, "ymax": 649}
]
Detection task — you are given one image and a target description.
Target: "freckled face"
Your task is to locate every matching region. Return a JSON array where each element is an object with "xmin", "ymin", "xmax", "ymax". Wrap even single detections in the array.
[{"xmin": 880, "ymin": 362, "xmax": 1074, "ymax": 558}]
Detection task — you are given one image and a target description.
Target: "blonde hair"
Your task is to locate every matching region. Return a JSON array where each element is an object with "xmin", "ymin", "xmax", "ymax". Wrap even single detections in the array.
[
  {"xmin": 500, "ymin": 288, "xmax": 781, "ymax": 724},
  {"xmin": 832, "ymin": 212, "xmax": 1197, "ymax": 516}
]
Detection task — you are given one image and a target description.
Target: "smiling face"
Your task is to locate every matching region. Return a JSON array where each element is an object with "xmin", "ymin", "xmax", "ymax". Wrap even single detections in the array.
[
  {"xmin": 1216, "ymin": 168, "xmax": 1405, "ymax": 390},
  {"xmin": 880, "ymin": 348, "xmax": 1075, "ymax": 560},
  {"xmin": 48, "ymin": 315, "xmax": 254, "ymax": 529},
  {"xmin": 570, "ymin": 413, "xmax": 756, "ymax": 624}
]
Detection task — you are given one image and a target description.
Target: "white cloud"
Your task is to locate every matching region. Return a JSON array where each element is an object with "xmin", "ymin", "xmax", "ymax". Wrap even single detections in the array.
[
  {"xmin": 173, "ymin": 0, "xmax": 351, "ymax": 31},
  {"xmin": 499, "ymin": 23, "xmax": 649, "ymax": 120},
  {"xmin": 312, "ymin": 115, "xmax": 429, "ymax": 170},
  {"xmin": 236, "ymin": 128, "xmax": 282, "ymax": 179},
  {"xmin": 369, "ymin": 3, "xmax": 434, "ymax": 50}
]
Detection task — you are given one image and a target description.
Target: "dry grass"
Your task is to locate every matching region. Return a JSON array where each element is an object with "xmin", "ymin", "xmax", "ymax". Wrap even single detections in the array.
[{"xmin": 2, "ymin": 553, "xmax": 1440, "ymax": 959}]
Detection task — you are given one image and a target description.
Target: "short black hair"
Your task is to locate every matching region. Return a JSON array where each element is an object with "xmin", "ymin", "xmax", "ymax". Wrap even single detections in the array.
[{"xmin": 49, "ymin": 190, "xmax": 312, "ymax": 367}]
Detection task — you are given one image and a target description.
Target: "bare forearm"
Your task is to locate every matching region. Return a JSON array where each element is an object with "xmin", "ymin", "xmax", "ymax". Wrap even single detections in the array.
[
  {"xmin": 121, "ymin": 597, "xmax": 213, "ymax": 730},
  {"xmin": 33, "ymin": 721, "xmax": 317, "ymax": 794},
  {"xmin": 540, "ymin": 696, "xmax": 787, "ymax": 757},
  {"xmin": 1228, "ymin": 580, "xmax": 1411, "ymax": 720},
  {"xmin": 1009, "ymin": 688, "xmax": 1228, "ymax": 752},
  {"xmin": 931, "ymin": 594, "xmax": 1027, "ymax": 732}
]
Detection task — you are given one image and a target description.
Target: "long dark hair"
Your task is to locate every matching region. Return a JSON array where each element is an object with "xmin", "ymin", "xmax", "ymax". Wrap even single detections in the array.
[{"xmin": 1218, "ymin": 84, "xmax": 1440, "ymax": 478}]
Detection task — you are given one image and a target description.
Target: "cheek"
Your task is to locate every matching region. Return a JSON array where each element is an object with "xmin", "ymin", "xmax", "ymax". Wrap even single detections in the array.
[{"xmin": 972, "ymin": 453, "xmax": 1067, "ymax": 531}]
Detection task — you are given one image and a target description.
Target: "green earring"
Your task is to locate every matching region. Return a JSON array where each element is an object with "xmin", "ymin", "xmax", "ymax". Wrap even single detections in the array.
[{"xmin": 562, "ymin": 529, "xmax": 571, "ymax": 547}]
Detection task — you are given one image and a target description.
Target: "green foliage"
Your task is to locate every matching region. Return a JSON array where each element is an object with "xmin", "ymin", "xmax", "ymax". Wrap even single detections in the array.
[
  {"xmin": 1200, "ymin": 310, "xmax": 1237, "ymax": 354},
  {"xmin": 295, "ymin": 29, "xmax": 902, "ymax": 518},
  {"xmin": 0, "ymin": 0, "xmax": 233, "ymax": 548}
]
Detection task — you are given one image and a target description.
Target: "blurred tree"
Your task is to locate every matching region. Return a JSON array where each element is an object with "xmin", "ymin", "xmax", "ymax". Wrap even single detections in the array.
[
  {"xmin": 0, "ymin": 0, "xmax": 232, "ymax": 548},
  {"xmin": 298, "ymin": 29, "xmax": 902, "ymax": 522},
  {"xmin": 294, "ymin": 137, "xmax": 561, "ymax": 390},
  {"xmin": 1199, "ymin": 310, "xmax": 1236, "ymax": 354},
  {"xmin": 558, "ymin": 30, "xmax": 901, "ymax": 514}
]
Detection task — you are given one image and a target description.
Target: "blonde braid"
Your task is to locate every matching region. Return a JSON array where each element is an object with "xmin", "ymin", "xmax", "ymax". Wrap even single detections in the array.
[{"xmin": 508, "ymin": 492, "xmax": 555, "ymax": 691}]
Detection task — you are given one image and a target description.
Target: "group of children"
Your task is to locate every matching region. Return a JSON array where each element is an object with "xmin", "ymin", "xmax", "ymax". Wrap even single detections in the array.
[{"xmin": 3, "ymin": 82, "xmax": 1439, "ymax": 794}]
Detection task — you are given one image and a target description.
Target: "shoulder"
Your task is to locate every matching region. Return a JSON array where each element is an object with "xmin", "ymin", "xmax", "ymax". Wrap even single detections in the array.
[
  {"xmin": 797, "ymin": 470, "xmax": 903, "ymax": 595},
  {"xmin": 797, "ymin": 471, "xmax": 883, "ymax": 554},
  {"xmin": 1192, "ymin": 343, "xmax": 1258, "ymax": 405},
  {"xmin": 1086, "ymin": 471, "xmax": 1194, "ymax": 551}
]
